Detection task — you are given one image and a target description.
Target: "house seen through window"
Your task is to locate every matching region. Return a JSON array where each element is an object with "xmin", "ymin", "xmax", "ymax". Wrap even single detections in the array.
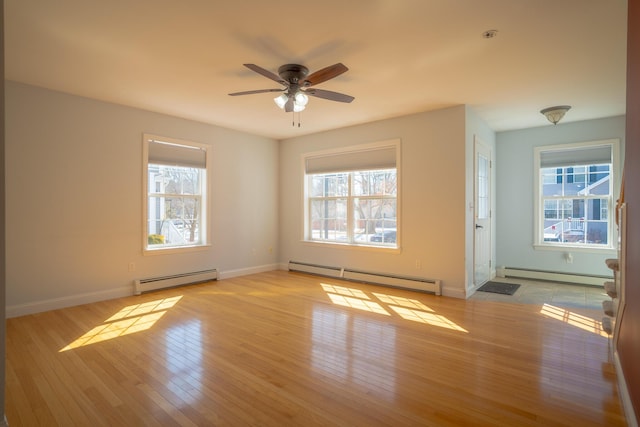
[
  {"xmin": 143, "ymin": 134, "xmax": 210, "ymax": 253},
  {"xmin": 535, "ymin": 140, "xmax": 618, "ymax": 249}
]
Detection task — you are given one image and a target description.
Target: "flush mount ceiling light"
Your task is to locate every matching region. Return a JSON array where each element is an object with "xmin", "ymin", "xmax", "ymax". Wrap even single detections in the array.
[{"xmin": 540, "ymin": 105, "xmax": 572, "ymax": 125}]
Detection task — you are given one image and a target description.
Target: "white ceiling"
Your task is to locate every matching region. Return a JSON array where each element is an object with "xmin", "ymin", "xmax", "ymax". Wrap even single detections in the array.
[{"xmin": 5, "ymin": 1, "xmax": 628, "ymax": 140}]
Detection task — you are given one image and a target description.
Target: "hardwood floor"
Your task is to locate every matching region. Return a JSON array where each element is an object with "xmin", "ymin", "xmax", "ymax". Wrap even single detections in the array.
[{"xmin": 5, "ymin": 271, "xmax": 627, "ymax": 426}]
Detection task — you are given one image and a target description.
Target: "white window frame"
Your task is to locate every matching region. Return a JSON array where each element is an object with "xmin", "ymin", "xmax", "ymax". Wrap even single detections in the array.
[
  {"xmin": 302, "ymin": 139, "xmax": 401, "ymax": 251},
  {"xmin": 142, "ymin": 134, "xmax": 212, "ymax": 255},
  {"xmin": 533, "ymin": 139, "xmax": 619, "ymax": 252}
]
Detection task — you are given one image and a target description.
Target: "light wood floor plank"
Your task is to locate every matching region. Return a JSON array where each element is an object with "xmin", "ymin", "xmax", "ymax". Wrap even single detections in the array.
[{"xmin": 5, "ymin": 271, "xmax": 627, "ymax": 426}]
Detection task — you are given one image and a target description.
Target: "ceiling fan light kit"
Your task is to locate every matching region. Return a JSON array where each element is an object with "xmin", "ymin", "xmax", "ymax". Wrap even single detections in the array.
[
  {"xmin": 274, "ymin": 91, "xmax": 309, "ymax": 112},
  {"xmin": 273, "ymin": 93, "xmax": 288, "ymax": 109},
  {"xmin": 229, "ymin": 62, "xmax": 354, "ymax": 120},
  {"xmin": 294, "ymin": 92, "xmax": 309, "ymax": 106}
]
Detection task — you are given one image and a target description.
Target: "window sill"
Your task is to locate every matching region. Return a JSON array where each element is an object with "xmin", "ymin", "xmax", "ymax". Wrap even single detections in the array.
[
  {"xmin": 533, "ymin": 243, "xmax": 615, "ymax": 254},
  {"xmin": 143, "ymin": 244, "xmax": 211, "ymax": 256},
  {"xmin": 302, "ymin": 239, "xmax": 401, "ymax": 254}
]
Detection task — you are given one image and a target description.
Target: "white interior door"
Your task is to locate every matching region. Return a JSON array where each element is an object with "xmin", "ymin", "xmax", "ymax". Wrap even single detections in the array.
[{"xmin": 474, "ymin": 138, "xmax": 492, "ymax": 286}]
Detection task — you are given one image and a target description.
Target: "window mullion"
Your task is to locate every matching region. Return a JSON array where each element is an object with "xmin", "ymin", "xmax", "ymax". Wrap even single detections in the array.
[{"xmin": 347, "ymin": 173, "xmax": 354, "ymax": 243}]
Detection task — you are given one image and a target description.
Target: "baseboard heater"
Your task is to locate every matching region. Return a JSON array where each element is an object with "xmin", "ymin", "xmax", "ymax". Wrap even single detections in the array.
[
  {"xmin": 134, "ymin": 269, "xmax": 218, "ymax": 295},
  {"xmin": 288, "ymin": 261, "xmax": 441, "ymax": 295},
  {"xmin": 496, "ymin": 267, "xmax": 611, "ymax": 286}
]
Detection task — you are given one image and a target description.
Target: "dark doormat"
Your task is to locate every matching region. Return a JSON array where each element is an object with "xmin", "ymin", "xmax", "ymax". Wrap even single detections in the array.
[{"xmin": 477, "ymin": 281, "xmax": 521, "ymax": 295}]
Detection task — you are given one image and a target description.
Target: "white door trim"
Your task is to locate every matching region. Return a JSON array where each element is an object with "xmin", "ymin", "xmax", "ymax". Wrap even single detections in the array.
[{"xmin": 473, "ymin": 136, "xmax": 492, "ymax": 288}]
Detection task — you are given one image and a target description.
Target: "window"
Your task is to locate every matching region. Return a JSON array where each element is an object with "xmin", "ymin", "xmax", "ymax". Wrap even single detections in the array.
[
  {"xmin": 143, "ymin": 134, "xmax": 210, "ymax": 253},
  {"xmin": 304, "ymin": 140, "xmax": 400, "ymax": 248},
  {"xmin": 534, "ymin": 140, "xmax": 618, "ymax": 250}
]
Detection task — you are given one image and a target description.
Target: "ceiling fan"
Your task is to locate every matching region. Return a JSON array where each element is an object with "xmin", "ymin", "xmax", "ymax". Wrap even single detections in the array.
[{"xmin": 229, "ymin": 63, "xmax": 354, "ymax": 113}]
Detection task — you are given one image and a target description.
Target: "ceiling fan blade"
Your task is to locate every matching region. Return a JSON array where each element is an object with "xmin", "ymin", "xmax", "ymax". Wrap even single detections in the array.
[
  {"xmin": 305, "ymin": 88, "xmax": 354, "ymax": 103},
  {"xmin": 243, "ymin": 64, "xmax": 286, "ymax": 84},
  {"xmin": 303, "ymin": 63, "xmax": 348, "ymax": 87},
  {"xmin": 229, "ymin": 88, "xmax": 285, "ymax": 96}
]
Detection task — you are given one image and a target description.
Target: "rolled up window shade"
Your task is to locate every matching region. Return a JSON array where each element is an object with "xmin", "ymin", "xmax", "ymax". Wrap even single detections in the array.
[
  {"xmin": 540, "ymin": 144, "xmax": 612, "ymax": 168},
  {"xmin": 148, "ymin": 139, "xmax": 206, "ymax": 168},
  {"xmin": 305, "ymin": 146, "xmax": 396, "ymax": 174}
]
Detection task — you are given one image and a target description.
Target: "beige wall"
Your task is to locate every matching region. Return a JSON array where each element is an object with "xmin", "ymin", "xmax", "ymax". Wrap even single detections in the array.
[
  {"xmin": 278, "ymin": 106, "xmax": 471, "ymax": 298},
  {"xmin": 5, "ymin": 82, "xmax": 280, "ymax": 316},
  {"xmin": 6, "ymin": 83, "xmax": 494, "ymax": 314}
]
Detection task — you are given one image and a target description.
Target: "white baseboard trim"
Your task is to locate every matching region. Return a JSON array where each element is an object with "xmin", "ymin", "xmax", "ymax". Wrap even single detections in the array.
[
  {"xmin": 497, "ymin": 266, "xmax": 611, "ymax": 286},
  {"xmin": 217, "ymin": 263, "xmax": 280, "ymax": 280},
  {"xmin": 6, "ymin": 285, "xmax": 132, "ymax": 318},
  {"xmin": 614, "ymin": 350, "xmax": 638, "ymax": 427},
  {"xmin": 441, "ymin": 287, "xmax": 466, "ymax": 299},
  {"xmin": 6, "ymin": 264, "xmax": 282, "ymax": 318}
]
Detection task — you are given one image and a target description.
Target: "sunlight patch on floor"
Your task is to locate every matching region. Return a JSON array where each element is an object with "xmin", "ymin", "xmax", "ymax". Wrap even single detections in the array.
[
  {"xmin": 321, "ymin": 283, "xmax": 467, "ymax": 331},
  {"xmin": 327, "ymin": 293, "xmax": 390, "ymax": 315},
  {"xmin": 540, "ymin": 303, "xmax": 608, "ymax": 337},
  {"xmin": 373, "ymin": 293, "xmax": 434, "ymax": 312},
  {"xmin": 60, "ymin": 296, "xmax": 183, "ymax": 351},
  {"xmin": 390, "ymin": 306, "xmax": 468, "ymax": 331},
  {"xmin": 321, "ymin": 283, "xmax": 370, "ymax": 300}
]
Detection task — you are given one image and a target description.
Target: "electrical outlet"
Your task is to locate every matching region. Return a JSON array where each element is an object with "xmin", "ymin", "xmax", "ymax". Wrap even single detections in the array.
[
  {"xmin": 128, "ymin": 262, "xmax": 136, "ymax": 272},
  {"xmin": 415, "ymin": 260, "xmax": 422, "ymax": 269}
]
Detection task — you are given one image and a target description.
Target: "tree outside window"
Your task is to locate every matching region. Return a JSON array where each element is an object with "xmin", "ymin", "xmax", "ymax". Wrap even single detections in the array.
[
  {"xmin": 144, "ymin": 134, "xmax": 209, "ymax": 252},
  {"xmin": 308, "ymin": 169, "xmax": 398, "ymax": 247}
]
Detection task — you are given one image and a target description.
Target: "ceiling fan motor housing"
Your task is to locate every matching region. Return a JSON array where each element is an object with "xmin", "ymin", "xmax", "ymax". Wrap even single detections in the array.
[{"xmin": 278, "ymin": 64, "xmax": 309, "ymax": 84}]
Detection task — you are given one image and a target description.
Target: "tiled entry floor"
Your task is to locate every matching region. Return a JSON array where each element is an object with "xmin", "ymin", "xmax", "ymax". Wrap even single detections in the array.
[{"xmin": 469, "ymin": 277, "xmax": 610, "ymax": 311}]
